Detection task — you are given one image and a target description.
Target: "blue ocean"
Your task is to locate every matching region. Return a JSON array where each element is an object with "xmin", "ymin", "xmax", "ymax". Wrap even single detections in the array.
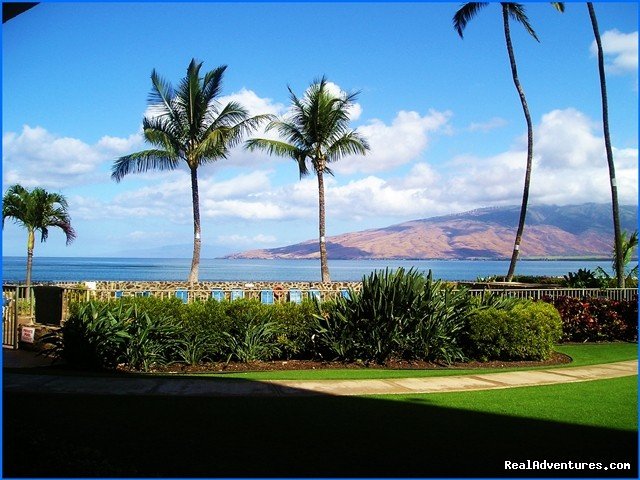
[{"xmin": 1, "ymin": 257, "xmax": 614, "ymax": 283}]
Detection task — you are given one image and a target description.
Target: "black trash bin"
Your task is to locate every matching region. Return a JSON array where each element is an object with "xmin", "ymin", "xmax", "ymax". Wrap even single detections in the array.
[{"xmin": 33, "ymin": 286, "xmax": 64, "ymax": 326}]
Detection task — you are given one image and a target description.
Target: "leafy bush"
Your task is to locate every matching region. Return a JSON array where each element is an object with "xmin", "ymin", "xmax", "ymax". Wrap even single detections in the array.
[
  {"xmin": 562, "ymin": 269, "xmax": 607, "ymax": 288},
  {"xmin": 176, "ymin": 300, "xmax": 228, "ymax": 364},
  {"xmin": 42, "ymin": 302, "xmax": 132, "ymax": 370},
  {"xmin": 313, "ymin": 269, "xmax": 473, "ymax": 363},
  {"xmin": 543, "ymin": 296, "xmax": 638, "ymax": 342},
  {"xmin": 223, "ymin": 321, "xmax": 282, "ymax": 362},
  {"xmin": 465, "ymin": 301, "xmax": 562, "ymax": 361},
  {"xmin": 272, "ymin": 300, "xmax": 317, "ymax": 358}
]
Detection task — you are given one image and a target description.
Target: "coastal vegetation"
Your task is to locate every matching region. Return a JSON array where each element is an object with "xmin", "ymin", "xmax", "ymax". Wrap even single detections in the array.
[
  {"xmin": 111, "ymin": 59, "xmax": 270, "ymax": 283},
  {"xmin": 2, "ymin": 184, "xmax": 76, "ymax": 296},
  {"xmin": 40, "ymin": 269, "xmax": 636, "ymax": 372},
  {"xmin": 453, "ymin": 2, "xmax": 565, "ymax": 282},
  {"xmin": 245, "ymin": 76, "xmax": 370, "ymax": 282}
]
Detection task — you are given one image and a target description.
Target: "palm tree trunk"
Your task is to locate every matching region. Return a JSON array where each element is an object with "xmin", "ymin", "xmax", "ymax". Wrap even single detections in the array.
[
  {"xmin": 187, "ymin": 165, "xmax": 201, "ymax": 284},
  {"xmin": 503, "ymin": 6, "xmax": 534, "ymax": 282},
  {"xmin": 588, "ymin": 2, "xmax": 624, "ymax": 288},
  {"xmin": 317, "ymin": 169, "xmax": 331, "ymax": 283},
  {"xmin": 25, "ymin": 229, "xmax": 34, "ymax": 304}
]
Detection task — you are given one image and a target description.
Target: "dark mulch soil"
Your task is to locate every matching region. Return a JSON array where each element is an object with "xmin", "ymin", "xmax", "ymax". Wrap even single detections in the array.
[{"xmin": 131, "ymin": 351, "xmax": 572, "ymax": 374}]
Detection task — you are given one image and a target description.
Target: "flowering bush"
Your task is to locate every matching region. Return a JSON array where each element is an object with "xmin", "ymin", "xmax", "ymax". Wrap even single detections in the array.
[{"xmin": 543, "ymin": 296, "xmax": 637, "ymax": 342}]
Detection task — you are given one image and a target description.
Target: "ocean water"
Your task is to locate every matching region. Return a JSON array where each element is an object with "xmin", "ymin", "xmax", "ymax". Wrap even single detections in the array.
[{"xmin": 1, "ymin": 257, "xmax": 614, "ymax": 283}]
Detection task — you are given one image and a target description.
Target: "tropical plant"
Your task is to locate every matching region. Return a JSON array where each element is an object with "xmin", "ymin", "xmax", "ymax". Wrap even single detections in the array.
[
  {"xmin": 313, "ymin": 268, "xmax": 473, "ymax": 363},
  {"xmin": 246, "ymin": 77, "xmax": 369, "ymax": 282},
  {"xmin": 593, "ymin": 230, "xmax": 638, "ymax": 286},
  {"xmin": 586, "ymin": 2, "xmax": 625, "ymax": 287},
  {"xmin": 562, "ymin": 268, "xmax": 607, "ymax": 288},
  {"xmin": 40, "ymin": 301, "xmax": 131, "ymax": 370},
  {"xmin": 111, "ymin": 59, "xmax": 270, "ymax": 283},
  {"xmin": 2, "ymin": 184, "xmax": 76, "ymax": 293},
  {"xmin": 453, "ymin": 3, "xmax": 564, "ymax": 282},
  {"xmin": 223, "ymin": 321, "xmax": 282, "ymax": 363}
]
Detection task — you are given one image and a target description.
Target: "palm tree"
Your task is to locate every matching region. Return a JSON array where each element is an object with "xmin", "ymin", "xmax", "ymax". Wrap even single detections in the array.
[
  {"xmin": 453, "ymin": 2, "xmax": 564, "ymax": 281},
  {"xmin": 245, "ymin": 77, "xmax": 369, "ymax": 282},
  {"xmin": 2, "ymin": 184, "xmax": 76, "ymax": 292},
  {"xmin": 112, "ymin": 59, "xmax": 270, "ymax": 283},
  {"xmin": 587, "ymin": 2, "xmax": 625, "ymax": 287}
]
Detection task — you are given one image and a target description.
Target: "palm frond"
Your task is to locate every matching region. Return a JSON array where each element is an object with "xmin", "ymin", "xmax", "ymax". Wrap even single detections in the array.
[
  {"xmin": 453, "ymin": 2, "xmax": 489, "ymax": 38},
  {"xmin": 504, "ymin": 3, "xmax": 539, "ymax": 42},
  {"xmin": 111, "ymin": 150, "xmax": 180, "ymax": 182},
  {"xmin": 244, "ymin": 138, "xmax": 301, "ymax": 159},
  {"xmin": 551, "ymin": 2, "xmax": 565, "ymax": 13},
  {"xmin": 326, "ymin": 131, "xmax": 370, "ymax": 162}
]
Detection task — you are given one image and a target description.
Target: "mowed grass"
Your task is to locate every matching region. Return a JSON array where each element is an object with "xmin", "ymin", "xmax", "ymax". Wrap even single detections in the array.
[
  {"xmin": 4, "ymin": 376, "xmax": 637, "ymax": 477},
  {"xmin": 377, "ymin": 376, "xmax": 638, "ymax": 431}
]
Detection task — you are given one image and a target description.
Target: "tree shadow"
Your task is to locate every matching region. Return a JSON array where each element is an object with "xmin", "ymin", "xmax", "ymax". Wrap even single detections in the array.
[{"xmin": 3, "ymin": 375, "xmax": 637, "ymax": 478}]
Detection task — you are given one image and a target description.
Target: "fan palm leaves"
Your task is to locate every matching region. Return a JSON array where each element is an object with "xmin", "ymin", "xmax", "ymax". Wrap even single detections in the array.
[
  {"xmin": 587, "ymin": 2, "xmax": 625, "ymax": 287},
  {"xmin": 2, "ymin": 184, "xmax": 76, "ymax": 290},
  {"xmin": 453, "ymin": 2, "xmax": 564, "ymax": 282},
  {"xmin": 246, "ymin": 77, "xmax": 369, "ymax": 282},
  {"xmin": 112, "ymin": 59, "xmax": 270, "ymax": 283}
]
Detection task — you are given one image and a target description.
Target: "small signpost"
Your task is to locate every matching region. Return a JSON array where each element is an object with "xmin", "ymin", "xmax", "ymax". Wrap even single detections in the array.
[{"xmin": 20, "ymin": 326, "xmax": 35, "ymax": 344}]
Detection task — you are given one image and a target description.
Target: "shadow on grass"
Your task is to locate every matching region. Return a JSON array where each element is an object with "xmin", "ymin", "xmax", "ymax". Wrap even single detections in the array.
[{"xmin": 3, "ymin": 375, "xmax": 637, "ymax": 478}]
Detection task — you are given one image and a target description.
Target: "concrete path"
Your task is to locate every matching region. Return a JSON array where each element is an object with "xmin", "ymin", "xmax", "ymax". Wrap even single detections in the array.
[{"xmin": 3, "ymin": 348, "xmax": 637, "ymax": 397}]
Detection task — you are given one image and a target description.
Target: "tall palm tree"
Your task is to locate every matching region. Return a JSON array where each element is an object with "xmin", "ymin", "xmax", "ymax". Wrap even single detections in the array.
[
  {"xmin": 112, "ymin": 59, "xmax": 270, "ymax": 283},
  {"xmin": 587, "ymin": 2, "xmax": 625, "ymax": 287},
  {"xmin": 2, "ymin": 184, "xmax": 76, "ymax": 292},
  {"xmin": 453, "ymin": 2, "xmax": 564, "ymax": 281},
  {"xmin": 245, "ymin": 77, "xmax": 369, "ymax": 282}
]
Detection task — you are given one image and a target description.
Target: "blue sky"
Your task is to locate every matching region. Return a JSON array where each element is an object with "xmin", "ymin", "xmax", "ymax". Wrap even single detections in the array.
[{"xmin": 2, "ymin": 1, "xmax": 638, "ymax": 258}]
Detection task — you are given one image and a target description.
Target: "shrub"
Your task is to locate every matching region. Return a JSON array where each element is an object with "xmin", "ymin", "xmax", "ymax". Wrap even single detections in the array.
[
  {"xmin": 43, "ymin": 301, "xmax": 132, "ymax": 370},
  {"xmin": 544, "ymin": 296, "xmax": 638, "ymax": 342},
  {"xmin": 272, "ymin": 300, "xmax": 317, "ymax": 358},
  {"xmin": 466, "ymin": 301, "xmax": 562, "ymax": 361},
  {"xmin": 176, "ymin": 300, "xmax": 228, "ymax": 364},
  {"xmin": 562, "ymin": 269, "xmax": 607, "ymax": 288},
  {"xmin": 313, "ymin": 268, "xmax": 472, "ymax": 363}
]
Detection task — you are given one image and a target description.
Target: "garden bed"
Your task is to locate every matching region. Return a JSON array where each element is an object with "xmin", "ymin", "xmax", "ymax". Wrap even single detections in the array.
[{"xmin": 119, "ymin": 351, "xmax": 572, "ymax": 374}]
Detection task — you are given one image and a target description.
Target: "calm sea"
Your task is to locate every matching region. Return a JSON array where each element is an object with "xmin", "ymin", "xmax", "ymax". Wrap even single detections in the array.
[{"xmin": 1, "ymin": 257, "xmax": 614, "ymax": 283}]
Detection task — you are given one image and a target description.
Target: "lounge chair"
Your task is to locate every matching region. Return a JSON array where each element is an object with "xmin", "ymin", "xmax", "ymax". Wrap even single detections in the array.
[
  {"xmin": 175, "ymin": 289, "xmax": 188, "ymax": 304},
  {"xmin": 211, "ymin": 289, "xmax": 225, "ymax": 302},
  {"xmin": 288, "ymin": 289, "xmax": 302, "ymax": 304},
  {"xmin": 231, "ymin": 289, "xmax": 244, "ymax": 301},
  {"xmin": 261, "ymin": 289, "xmax": 274, "ymax": 304}
]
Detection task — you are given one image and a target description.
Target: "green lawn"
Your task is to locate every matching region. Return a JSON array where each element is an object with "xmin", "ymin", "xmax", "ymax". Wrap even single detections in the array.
[{"xmin": 4, "ymin": 375, "xmax": 636, "ymax": 477}]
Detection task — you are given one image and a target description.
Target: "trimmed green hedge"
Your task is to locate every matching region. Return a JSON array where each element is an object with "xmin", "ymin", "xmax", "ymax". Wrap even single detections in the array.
[{"xmin": 465, "ymin": 301, "xmax": 563, "ymax": 361}]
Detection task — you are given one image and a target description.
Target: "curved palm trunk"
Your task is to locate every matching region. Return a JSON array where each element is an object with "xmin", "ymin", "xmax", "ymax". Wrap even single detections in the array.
[
  {"xmin": 588, "ymin": 2, "xmax": 624, "ymax": 287},
  {"xmin": 503, "ymin": 6, "xmax": 534, "ymax": 282},
  {"xmin": 187, "ymin": 166, "xmax": 201, "ymax": 284},
  {"xmin": 317, "ymin": 170, "xmax": 331, "ymax": 283}
]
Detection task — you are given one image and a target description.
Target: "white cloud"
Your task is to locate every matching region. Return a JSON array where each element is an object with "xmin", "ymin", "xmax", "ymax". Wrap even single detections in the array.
[
  {"xmin": 335, "ymin": 109, "xmax": 452, "ymax": 174},
  {"xmin": 217, "ymin": 233, "xmax": 277, "ymax": 246},
  {"xmin": 219, "ymin": 88, "xmax": 285, "ymax": 117},
  {"xmin": 2, "ymin": 125, "xmax": 143, "ymax": 189},
  {"xmin": 468, "ymin": 117, "xmax": 508, "ymax": 133},
  {"xmin": 442, "ymin": 108, "xmax": 638, "ymax": 207},
  {"xmin": 591, "ymin": 29, "xmax": 638, "ymax": 74}
]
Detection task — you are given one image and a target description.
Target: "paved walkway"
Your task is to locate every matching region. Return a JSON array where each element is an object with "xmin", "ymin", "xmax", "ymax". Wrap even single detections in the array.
[{"xmin": 3, "ymin": 348, "xmax": 637, "ymax": 397}]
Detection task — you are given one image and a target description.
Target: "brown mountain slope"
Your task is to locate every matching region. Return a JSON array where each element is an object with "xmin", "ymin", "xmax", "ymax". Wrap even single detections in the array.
[{"xmin": 226, "ymin": 204, "xmax": 637, "ymax": 260}]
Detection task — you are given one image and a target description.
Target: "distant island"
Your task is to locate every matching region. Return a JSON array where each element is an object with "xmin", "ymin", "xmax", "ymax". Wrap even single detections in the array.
[{"xmin": 225, "ymin": 203, "xmax": 638, "ymax": 260}]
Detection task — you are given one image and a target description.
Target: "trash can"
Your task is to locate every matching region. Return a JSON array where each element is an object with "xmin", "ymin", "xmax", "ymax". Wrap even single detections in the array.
[{"xmin": 33, "ymin": 286, "xmax": 64, "ymax": 326}]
